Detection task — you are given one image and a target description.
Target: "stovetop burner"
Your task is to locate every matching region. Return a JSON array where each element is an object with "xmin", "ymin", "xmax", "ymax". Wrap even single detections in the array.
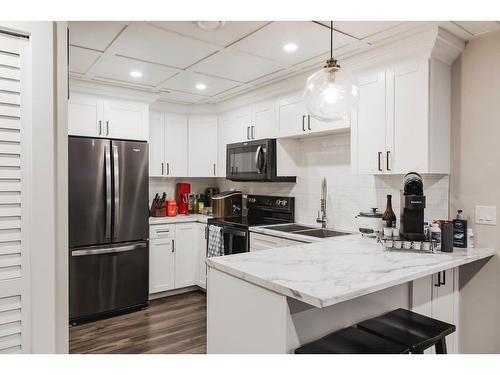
[{"xmin": 208, "ymin": 194, "xmax": 295, "ymax": 229}]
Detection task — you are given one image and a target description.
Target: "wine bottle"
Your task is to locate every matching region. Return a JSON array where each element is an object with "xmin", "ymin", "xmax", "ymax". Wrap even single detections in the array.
[{"xmin": 382, "ymin": 194, "xmax": 396, "ymax": 228}]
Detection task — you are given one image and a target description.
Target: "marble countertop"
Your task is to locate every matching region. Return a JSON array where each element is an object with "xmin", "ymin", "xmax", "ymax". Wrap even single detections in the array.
[
  {"xmin": 207, "ymin": 234, "xmax": 495, "ymax": 308},
  {"xmin": 149, "ymin": 214, "xmax": 210, "ymax": 225}
]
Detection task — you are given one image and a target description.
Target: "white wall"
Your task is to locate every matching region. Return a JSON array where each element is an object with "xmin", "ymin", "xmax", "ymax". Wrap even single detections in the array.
[
  {"xmin": 219, "ymin": 132, "xmax": 449, "ymax": 231},
  {"xmin": 450, "ymin": 30, "xmax": 500, "ymax": 353}
]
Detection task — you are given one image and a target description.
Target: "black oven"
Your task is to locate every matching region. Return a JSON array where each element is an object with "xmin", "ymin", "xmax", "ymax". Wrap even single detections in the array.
[{"xmin": 226, "ymin": 138, "xmax": 296, "ymax": 182}]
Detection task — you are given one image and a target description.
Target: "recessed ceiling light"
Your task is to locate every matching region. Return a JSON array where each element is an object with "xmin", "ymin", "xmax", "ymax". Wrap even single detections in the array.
[
  {"xmin": 283, "ymin": 43, "xmax": 298, "ymax": 52},
  {"xmin": 195, "ymin": 21, "xmax": 226, "ymax": 30},
  {"xmin": 130, "ymin": 70, "xmax": 143, "ymax": 78},
  {"xmin": 196, "ymin": 83, "xmax": 207, "ymax": 90}
]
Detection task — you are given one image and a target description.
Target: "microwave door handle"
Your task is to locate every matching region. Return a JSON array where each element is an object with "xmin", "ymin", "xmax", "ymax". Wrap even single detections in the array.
[{"xmin": 254, "ymin": 146, "xmax": 263, "ymax": 174}]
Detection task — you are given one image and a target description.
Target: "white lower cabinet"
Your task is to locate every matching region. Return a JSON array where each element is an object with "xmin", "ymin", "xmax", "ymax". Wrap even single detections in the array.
[
  {"xmin": 149, "ymin": 222, "xmax": 206, "ymax": 295},
  {"xmin": 149, "ymin": 225, "xmax": 175, "ymax": 294},
  {"xmin": 196, "ymin": 223, "xmax": 207, "ymax": 289},
  {"xmin": 174, "ymin": 223, "xmax": 197, "ymax": 288},
  {"xmin": 250, "ymin": 232, "xmax": 306, "ymax": 252},
  {"xmin": 411, "ymin": 268, "xmax": 459, "ymax": 353}
]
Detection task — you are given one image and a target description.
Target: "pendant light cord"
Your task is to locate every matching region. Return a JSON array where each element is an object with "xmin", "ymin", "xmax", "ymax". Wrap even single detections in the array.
[{"xmin": 330, "ymin": 21, "xmax": 333, "ymax": 60}]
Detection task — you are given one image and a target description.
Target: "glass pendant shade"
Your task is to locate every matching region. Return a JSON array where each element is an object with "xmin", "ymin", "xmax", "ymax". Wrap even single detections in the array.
[{"xmin": 303, "ymin": 65, "xmax": 359, "ymax": 122}]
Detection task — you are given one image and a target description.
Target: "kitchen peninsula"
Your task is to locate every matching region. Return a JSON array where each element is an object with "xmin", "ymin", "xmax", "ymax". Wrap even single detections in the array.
[{"xmin": 206, "ymin": 234, "xmax": 495, "ymax": 354}]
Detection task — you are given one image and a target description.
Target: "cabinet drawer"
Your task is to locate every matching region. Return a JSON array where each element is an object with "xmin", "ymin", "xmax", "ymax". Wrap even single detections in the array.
[{"xmin": 150, "ymin": 224, "xmax": 175, "ymax": 239}]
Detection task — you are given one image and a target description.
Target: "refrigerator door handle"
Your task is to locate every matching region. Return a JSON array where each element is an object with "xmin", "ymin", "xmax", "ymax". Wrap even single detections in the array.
[
  {"xmin": 72, "ymin": 242, "xmax": 147, "ymax": 257},
  {"xmin": 112, "ymin": 145, "xmax": 120, "ymax": 240},
  {"xmin": 104, "ymin": 145, "xmax": 112, "ymax": 239}
]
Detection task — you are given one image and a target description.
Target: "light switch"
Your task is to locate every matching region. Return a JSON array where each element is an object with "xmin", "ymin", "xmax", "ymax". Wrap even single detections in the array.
[{"xmin": 475, "ymin": 205, "xmax": 497, "ymax": 225}]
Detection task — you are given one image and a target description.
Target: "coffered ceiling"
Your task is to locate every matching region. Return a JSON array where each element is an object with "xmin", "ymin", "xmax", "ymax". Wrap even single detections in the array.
[{"xmin": 69, "ymin": 20, "xmax": 500, "ymax": 105}]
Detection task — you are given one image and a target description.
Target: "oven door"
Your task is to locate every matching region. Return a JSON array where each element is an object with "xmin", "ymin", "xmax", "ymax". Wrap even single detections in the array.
[
  {"xmin": 226, "ymin": 140, "xmax": 269, "ymax": 181},
  {"xmin": 222, "ymin": 227, "xmax": 249, "ymax": 255}
]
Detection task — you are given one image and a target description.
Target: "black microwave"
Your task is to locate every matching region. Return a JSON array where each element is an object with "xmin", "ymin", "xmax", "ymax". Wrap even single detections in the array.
[{"xmin": 226, "ymin": 138, "xmax": 296, "ymax": 182}]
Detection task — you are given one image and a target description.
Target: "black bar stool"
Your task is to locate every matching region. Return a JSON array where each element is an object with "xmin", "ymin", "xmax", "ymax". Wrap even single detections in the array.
[
  {"xmin": 295, "ymin": 326, "xmax": 409, "ymax": 354},
  {"xmin": 357, "ymin": 308, "xmax": 456, "ymax": 354}
]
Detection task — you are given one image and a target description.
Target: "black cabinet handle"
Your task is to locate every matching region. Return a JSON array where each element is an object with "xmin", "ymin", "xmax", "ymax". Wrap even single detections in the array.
[
  {"xmin": 307, "ymin": 115, "xmax": 311, "ymax": 130},
  {"xmin": 251, "ymin": 125, "xmax": 255, "ymax": 139},
  {"xmin": 247, "ymin": 126, "xmax": 250, "ymax": 140},
  {"xmin": 302, "ymin": 115, "xmax": 306, "ymax": 131},
  {"xmin": 434, "ymin": 271, "xmax": 446, "ymax": 287},
  {"xmin": 378, "ymin": 152, "xmax": 383, "ymax": 172},
  {"xmin": 434, "ymin": 272, "xmax": 442, "ymax": 287},
  {"xmin": 386, "ymin": 151, "xmax": 391, "ymax": 171},
  {"xmin": 161, "ymin": 162, "xmax": 164, "ymax": 175}
]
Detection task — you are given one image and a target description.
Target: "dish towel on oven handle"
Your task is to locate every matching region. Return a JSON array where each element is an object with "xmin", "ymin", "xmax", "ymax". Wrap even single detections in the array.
[{"xmin": 208, "ymin": 225, "xmax": 224, "ymax": 258}]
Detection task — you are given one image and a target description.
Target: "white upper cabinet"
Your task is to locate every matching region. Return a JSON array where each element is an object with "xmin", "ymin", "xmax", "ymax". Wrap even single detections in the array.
[
  {"xmin": 104, "ymin": 99, "xmax": 149, "ymax": 141},
  {"xmin": 387, "ymin": 60, "xmax": 430, "ymax": 174},
  {"xmin": 277, "ymin": 93, "xmax": 350, "ymax": 138},
  {"xmin": 164, "ymin": 113, "xmax": 188, "ymax": 177},
  {"xmin": 68, "ymin": 93, "xmax": 104, "ymax": 137},
  {"xmin": 251, "ymin": 99, "xmax": 276, "ymax": 140},
  {"xmin": 149, "ymin": 111, "xmax": 188, "ymax": 177},
  {"xmin": 351, "ymin": 70, "xmax": 387, "ymax": 174},
  {"xmin": 68, "ymin": 92, "xmax": 149, "ymax": 141},
  {"xmin": 188, "ymin": 115, "xmax": 218, "ymax": 177},
  {"xmin": 352, "ymin": 58, "xmax": 451, "ymax": 175},
  {"xmin": 149, "ymin": 111, "xmax": 165, "ymax": 176},
  {"xmin": 277, "ymin": 94, "xmax": 306, "ymax": 137}
]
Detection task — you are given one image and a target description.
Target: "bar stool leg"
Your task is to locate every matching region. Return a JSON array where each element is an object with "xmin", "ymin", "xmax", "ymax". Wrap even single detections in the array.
[{"xmin": 435, "ymin": 338, "xmax": 447, "ymax": 354}]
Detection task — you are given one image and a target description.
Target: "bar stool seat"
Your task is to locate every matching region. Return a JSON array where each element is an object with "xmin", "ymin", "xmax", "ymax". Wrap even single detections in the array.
[
  {"xmin": 357, "ymin": 308, "xmax": 456, "ymax": 354},
  {"xmin": 295, "ymin": 326, "xmax": 409, "ymax": 354}
]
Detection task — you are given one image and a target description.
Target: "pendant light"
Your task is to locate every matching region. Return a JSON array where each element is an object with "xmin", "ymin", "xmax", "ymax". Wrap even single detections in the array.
[{"xmin": 303, "ymin": 21, "xmax": 359, "ymax": 122}]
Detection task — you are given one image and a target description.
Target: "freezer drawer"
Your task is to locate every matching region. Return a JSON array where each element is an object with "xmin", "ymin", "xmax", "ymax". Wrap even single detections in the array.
[{"xmin": 69, "ymin": 241, "xmax": 149, "ymax": 322}]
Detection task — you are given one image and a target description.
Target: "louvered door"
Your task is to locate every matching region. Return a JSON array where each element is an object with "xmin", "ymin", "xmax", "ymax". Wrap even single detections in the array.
[{"xmin": 0, "ymin": 31, "xmax": 29, "ymax": 354}]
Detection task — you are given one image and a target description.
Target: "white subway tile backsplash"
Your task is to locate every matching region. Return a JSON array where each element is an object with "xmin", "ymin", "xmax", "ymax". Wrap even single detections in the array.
[{"xmin": 217, "ymin": 132, "xmax": 449, "ymax": 231}]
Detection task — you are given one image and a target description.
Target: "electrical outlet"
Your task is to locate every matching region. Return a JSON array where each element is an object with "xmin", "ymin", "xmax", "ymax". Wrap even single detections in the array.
[{"xmin": 475, "ymin": 205, "xmax": 497, "ymax": 225}]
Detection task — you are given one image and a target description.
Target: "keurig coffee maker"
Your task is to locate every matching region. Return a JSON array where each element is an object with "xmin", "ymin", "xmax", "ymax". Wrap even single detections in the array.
[{"xmin": 400, "ymin": 172, "xmax": 426, "ymax": 240}]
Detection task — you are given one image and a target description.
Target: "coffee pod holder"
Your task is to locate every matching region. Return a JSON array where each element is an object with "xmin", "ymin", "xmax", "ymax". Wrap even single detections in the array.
[{"xmin": 378, "ymin": 235, "xmax": 436, "ymax": 254}]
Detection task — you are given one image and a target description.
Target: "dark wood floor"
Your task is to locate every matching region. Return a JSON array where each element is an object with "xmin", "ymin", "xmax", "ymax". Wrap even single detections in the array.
[{"xmin": 69, "ymin": 291, "xmax": 207, "ymax": 354}]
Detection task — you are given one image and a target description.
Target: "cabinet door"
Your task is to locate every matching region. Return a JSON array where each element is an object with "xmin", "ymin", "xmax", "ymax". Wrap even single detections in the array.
[
  {"xmin": 252, "ymin": 100, "xmax": 276, "ymax": 140},
  {"xmin": 68, "ymin": 93, "xmax": 103, "ymax": 137},
  {"xmin": 432, "ymin": 269, "xmax": 458, "ymax": 353},
  {"xmin": 352, "ymin": 70, "xmax": 387, "ymax": 174},
  {"xmin": 149, "ymin": 111, "xmax": 165, "ymax": 177},
  {"xmin": 233, "ymin": 109, "xmax": 252, "ymax": 141},
  {"xmin": 104, "ymin": 99, "xmax": 148, "ymax": 141},
  {"xmin": 277, "ymin": 95, "xmax": 307, "ymax": 138},
  {"xmin": 164, "ymin": 113, "xmax": 188, "ymax": 177},
  {"xmin": 149, "ymin": 238, "xmax": 175, "ymax": 294},
  {"xmin": 174, "ymin": 223, "xmax": 197, "ymax": 288},
  {"xmin": 196, "ymin": 224, "xmax": 207, "ymax": 289},
  {"xmin": 387, "ymin": 60, "xmax": 429, "ymax": 173},
  {"xmin": 188, "ymin": 116, "xmax": 218, "ymax": 177}
]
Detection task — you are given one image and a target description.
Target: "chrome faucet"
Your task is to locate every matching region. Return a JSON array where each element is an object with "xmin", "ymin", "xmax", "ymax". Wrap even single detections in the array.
[{"xmin": 316, "ymin": 177, "xmax": 327, "ymax": 228}]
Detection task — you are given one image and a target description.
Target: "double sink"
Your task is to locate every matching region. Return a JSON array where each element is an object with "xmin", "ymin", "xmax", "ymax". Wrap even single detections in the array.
[{"xmin": 262, "ymin": 223, "xmax": 350, "ymax": 239}]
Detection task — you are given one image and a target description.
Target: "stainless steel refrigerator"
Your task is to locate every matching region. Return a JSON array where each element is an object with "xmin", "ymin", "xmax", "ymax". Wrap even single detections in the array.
[{"xmin": 69, "ymin": 136, "xmax": 149, "ymax": 323}]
